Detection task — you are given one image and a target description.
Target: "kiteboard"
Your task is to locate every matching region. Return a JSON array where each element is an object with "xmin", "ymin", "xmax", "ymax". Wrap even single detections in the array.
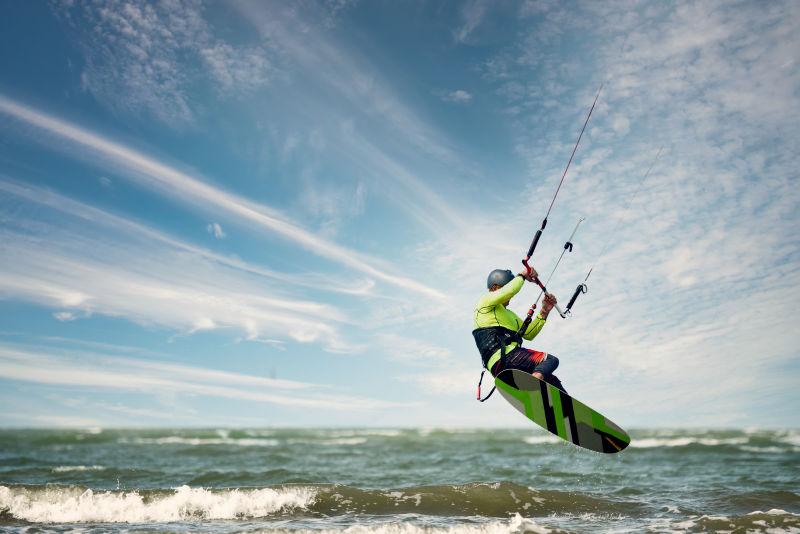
[{"xmin": 495, "ymin": 369, "xmax": 630, "ymax": 453}]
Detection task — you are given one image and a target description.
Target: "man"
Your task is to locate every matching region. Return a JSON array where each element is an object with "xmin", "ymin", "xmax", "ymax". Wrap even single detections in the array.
[{"xmin": 472, "ymin": 267, "xmax": 566, "ymax": 392}]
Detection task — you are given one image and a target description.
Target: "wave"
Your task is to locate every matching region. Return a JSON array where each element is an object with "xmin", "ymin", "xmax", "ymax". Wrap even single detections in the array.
[
  {"xmin": 522, "ymin": 436, "xmax": 560, "ymax": 445},
  {"xmin": 0, "ymin": 482, "xmax": 637, "ymax": 524},
  {"xmin": 120, "ymin": 436, "xmax": 280, "ymax": 447},
  {"xmin": 621, "ymin": 430, "xmax": 800, "ymax": 452},
  {"xmin": 630, "ymin": 437, "xmax": 750, "ymax": 448},
  {"xmin": 51, "ymin": 465, "xmax": 106, "ymax": 473},
  {"xmin": 653, "ymin": 508, "xmax": 800, "ymax": 533},
  {"xmin": 516, "ymin": 430, "xmax": 800, "ymax": 453},
  {"xmin": 777, "ymin": 433, "xmax": 800, "ymax": 447},
  {"xmin": 0, "ymin": 484, "xmax": 314, "ymax": 523},
  {"xmin": 112, "ymin": 431, "xmax": 800, "ymax": 452},
  {"xmin": 244, "ymin": 514, "xmax": 555, "ymax": 534},
  {"xmin": 286, "ymin": 437, "xmax": 368, "ymax": 446},
  {"xmin": 119, "ymin": 436, "xmax": 370, "ymax": 447},
  {"xmin": 2, "ymin": 484, "xmax": 798, "ymax": 531}
]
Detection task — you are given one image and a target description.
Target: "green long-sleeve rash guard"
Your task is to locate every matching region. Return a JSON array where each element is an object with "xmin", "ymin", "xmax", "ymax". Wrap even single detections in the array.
[{"xmin": 473, "ymin": 275, "xmax": 546, "ymax": 370}]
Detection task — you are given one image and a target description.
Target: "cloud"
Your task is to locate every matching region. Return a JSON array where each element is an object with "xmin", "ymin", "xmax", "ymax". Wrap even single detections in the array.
[
  {"xmin": 299, "ymin": 180, "xmax": 366, "ymax": 237},
  {"xmin": 610, "ymin": 114, "xmax": 630, "ymax": 135},
  {"xmin": 54, "ymin": 0, "xmax": 273, "ymax": 124},
  {"xmin": 399, "ymin": 368, "xmax": 478, "ymax": 396},
  {"xmin": 450, "ymin": 0, "xmax": 800, "ymax": 426},
  {"xmin": 0, "ymin": 96, "xmax": 445, "ymax": 300},
  {"xmin": 30, "ymin": 415, "xmax": 104, "ymax": 428},
  {"xmin": 0, "ymin": 343, "xmax": 407, "ymax": 412},
  {"xmin": 233, "ymin": 2, "xmax": 467, "ymax": 166},
  {"xmin": 0, "ymin": 180, "xmax": 376, "ymax": 299},
  {"xmin": 0, "ymin": 179, "xmax": 362, "ymax": 352},
  {"xmin": 200, "ymin": 43, "xmax": 271, "ymax": 94},
  {"xmin": 442, "ymin": 90, "xmax": 473, "ymax": 104},
  {"xmin": 375, "ymin": 334, "xmax": 453, "ymax": 365},
  {"xmin": 454, "ymin": 0, "xmax": 489, "ymax": 43},
  {"xmin": 53, "ymin": 312, "xmax": 78, "ymax": 322},
  {"xmin": 206, "ymin": 222, "xmax": 226, "ymax": 239}
]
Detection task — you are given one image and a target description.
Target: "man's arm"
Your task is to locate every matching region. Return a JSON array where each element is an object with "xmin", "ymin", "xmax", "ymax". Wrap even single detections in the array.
[
  {"xmin": 478, "ymin": 275, "xmax": 525, "ymax": 307},
  {"xmin": 521, "ymin": 314, "xmax": 546, "ymax": 340},
  {"xmin": 519, "ymin": 292, "xmax": 557, "ymax": 340}
]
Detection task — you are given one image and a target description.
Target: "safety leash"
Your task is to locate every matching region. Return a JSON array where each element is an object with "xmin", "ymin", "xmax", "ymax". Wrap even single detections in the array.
[{"xmin": 476, "ymin": 370, "xmax": 496, "ymax": 402}]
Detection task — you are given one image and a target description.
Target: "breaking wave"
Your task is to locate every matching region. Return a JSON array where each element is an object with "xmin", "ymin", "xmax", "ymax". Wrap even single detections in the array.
[
  {"xmin": 237, "ymin": 514, "xmax": 555, "ymax": 534},
  {"xmin": 630, "ymin": 437, "xmax": 750, "ymax": 448},
  {"xmin": 0, "ymin": 482, "xmax": 636, "ymax": 523},
  {"xmin": 121, "ymin": 436, "xmax": 281, "ymax": 447},
  {"xmin": 0, "ymin": 484, "xmax": 314, "ymax": 523},
  {"xmin": 651, "ymin": 508, "xmax": 800, "ymax": 533},
  {"xmin": 51, "ymin": 465, "xmax": 106, "ymax": 473}
]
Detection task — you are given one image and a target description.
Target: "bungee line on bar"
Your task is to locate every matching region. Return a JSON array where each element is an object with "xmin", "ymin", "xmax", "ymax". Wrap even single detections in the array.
[{"xmin": 533, "ymin": 217, "xmax": 585, "ymax": 311}]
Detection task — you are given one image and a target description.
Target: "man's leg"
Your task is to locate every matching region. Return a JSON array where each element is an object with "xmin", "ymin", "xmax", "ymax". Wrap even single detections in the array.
[
  {"xmin": 532, "ymin": 354, "xmax": 567, "ymax": 392},
  {"xmin": 532, "ymin": 354, "xmax": 559, "ymax": 376}
]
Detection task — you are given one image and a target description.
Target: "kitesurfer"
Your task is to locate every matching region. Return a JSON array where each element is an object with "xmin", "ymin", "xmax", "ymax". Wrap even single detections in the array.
[{"xmin": 472, "ymin": 267, "xmax": 566, "ymax": 392}]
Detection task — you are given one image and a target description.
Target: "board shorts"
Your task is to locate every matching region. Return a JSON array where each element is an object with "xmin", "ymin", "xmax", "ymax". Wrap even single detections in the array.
[{"xmin": 491, "ymin": 347, "xmax": 566, "ymax": 392}]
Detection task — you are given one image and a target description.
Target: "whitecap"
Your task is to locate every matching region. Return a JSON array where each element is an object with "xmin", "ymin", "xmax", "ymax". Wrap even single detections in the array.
[
  {"xmin": 523, "ymin": 435, "xmax": 560, "ymax": 445},
  {"xmin": 747, "ymin": 508, "xmax": 800, "ymax": 516},
  {"xmin": 630, "ymin": 437, "xmax": 748, "ymax": 448},
  {"xmin": 121, "ymin": 436, "xmax": 280, "ymax": 447},
  {"xmin": 777, "ymin": 432, "xmax": 800, "ymax": 447},
  {"xmin": 52, "ymin": 465, "xmax": 106, "ymax": 473},
  {"xmin": 265, "ymin": 513, "xmax": 552, "ymax": 533},
  {"xmin": 738, "ymin": 445, "xmax": 787, "ymax": 454},
  {"xmin": 0, "ymin": 484, "xmax": 315, "ymax": 523},
  {"xmin": 287, "ymin": 437, "xmax": 368, "ymax": 446}
]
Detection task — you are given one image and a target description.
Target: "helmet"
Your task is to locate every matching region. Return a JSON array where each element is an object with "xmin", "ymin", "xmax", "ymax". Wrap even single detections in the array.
[{"xmin": 487, "ymin": 269, "xmax": 515, "ymax": 289}]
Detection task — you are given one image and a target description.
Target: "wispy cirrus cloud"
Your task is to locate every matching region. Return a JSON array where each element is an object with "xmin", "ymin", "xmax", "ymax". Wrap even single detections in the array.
[
  {"xmin": 0, "ymin": 179, "xmax": 361, "ymax": 352},
  {"xmin": 56, "ymin": 1, "xmax": 476, "ymax": 244},
  {"xmin": 454, "ymin": 0, "xmax": 490, "ymax": 43},
  {"xmin": 0, "ymin": 343, "xmax": 407, "ymax": 412},
  {"xmin": 233, "ymin": 1, "xmax": 475, "ymax": 237},
  {"xmin": 0, "ymin": 96, "xmax": 445, "ymax": 300},
  {"xmin": 0, "ymin": 180, "xmax": 376, "ymax": 298}
]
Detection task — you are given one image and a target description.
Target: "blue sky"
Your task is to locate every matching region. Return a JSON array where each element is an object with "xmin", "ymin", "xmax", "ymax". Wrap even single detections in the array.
[{"xmin": 0, "ymin": 0, "xmax": 798, "ymax": 428}]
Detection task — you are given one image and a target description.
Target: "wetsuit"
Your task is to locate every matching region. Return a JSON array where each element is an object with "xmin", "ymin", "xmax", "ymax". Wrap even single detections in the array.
[{"xmin": 472, "ymin": 275, "xmax": 566, "ymax": 392}]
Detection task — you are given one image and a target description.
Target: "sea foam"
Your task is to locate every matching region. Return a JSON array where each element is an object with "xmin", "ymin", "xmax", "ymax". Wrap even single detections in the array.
[
  {"xmin": 121, "ymin": 436, "xmax": 280, "ymax": 447},
  {"xmin": 630, "ymin": 436, "xmax": 749, "ymax": 448},
  {"xmin": 51, "ymin": 465, "xmax": 106, "ymax": 473},
  {"xmin": 0, "ymin": 485, "xmax": 315, "ymax": 523},
  {"xmin": 226, "ymin": 514, "xmax": 552, "ymax": 534}
]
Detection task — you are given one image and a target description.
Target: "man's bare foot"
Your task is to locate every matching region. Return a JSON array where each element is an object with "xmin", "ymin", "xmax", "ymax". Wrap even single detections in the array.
[{"xmin": 532, "ymin": 372, "xmax": 544, "ymax": 380}]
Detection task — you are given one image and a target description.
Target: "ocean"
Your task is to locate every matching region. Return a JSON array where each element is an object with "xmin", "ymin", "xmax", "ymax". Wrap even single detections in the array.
[{"xmin": 0, "ymin": 428, "xmax": 798, "ymax": 533}]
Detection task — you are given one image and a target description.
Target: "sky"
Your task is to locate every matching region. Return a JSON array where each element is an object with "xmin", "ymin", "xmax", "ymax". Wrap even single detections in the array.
[{"xmin": 0, "ymin": 0, "xmax": 798, "ymax": 429}]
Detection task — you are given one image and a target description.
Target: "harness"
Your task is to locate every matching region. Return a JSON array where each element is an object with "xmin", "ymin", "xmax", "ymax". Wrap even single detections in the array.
[{"xmin": 472, "ymin": 326, "xmax": 522, "ymax": 402}]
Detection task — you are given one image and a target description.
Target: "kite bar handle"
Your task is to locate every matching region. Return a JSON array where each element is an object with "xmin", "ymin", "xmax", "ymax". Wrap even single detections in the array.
[
  {"xmin": 566, "ymin": 283, "xmax": 588, "ymax": 312},
  {"xmin": 526, "ymin": 224, "xmax": 545, "ymax": 260},
  {"xmin": 517, "ymin": 276, "xmax": 567, "ymax": 336},
  {"xmin": 531, "ymin": 276, "xmax": 566, "ymax": 318}
]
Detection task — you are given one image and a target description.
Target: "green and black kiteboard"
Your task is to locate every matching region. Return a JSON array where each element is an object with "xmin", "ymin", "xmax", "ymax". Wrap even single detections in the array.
[{"xmin": 496, "ymin": 369, "xmax": 630, "ymax": 453}]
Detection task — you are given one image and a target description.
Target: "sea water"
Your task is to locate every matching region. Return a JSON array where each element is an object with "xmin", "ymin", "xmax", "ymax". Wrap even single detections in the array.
[{"xmin": 0, "ymin": 428, "xmax": 798, "ymax": 533}]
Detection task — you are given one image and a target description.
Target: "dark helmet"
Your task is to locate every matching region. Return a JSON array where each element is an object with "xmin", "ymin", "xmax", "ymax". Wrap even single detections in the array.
[{"xmin": 487, "ymin": 269, "xmax": 515, "ymax": 289}]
